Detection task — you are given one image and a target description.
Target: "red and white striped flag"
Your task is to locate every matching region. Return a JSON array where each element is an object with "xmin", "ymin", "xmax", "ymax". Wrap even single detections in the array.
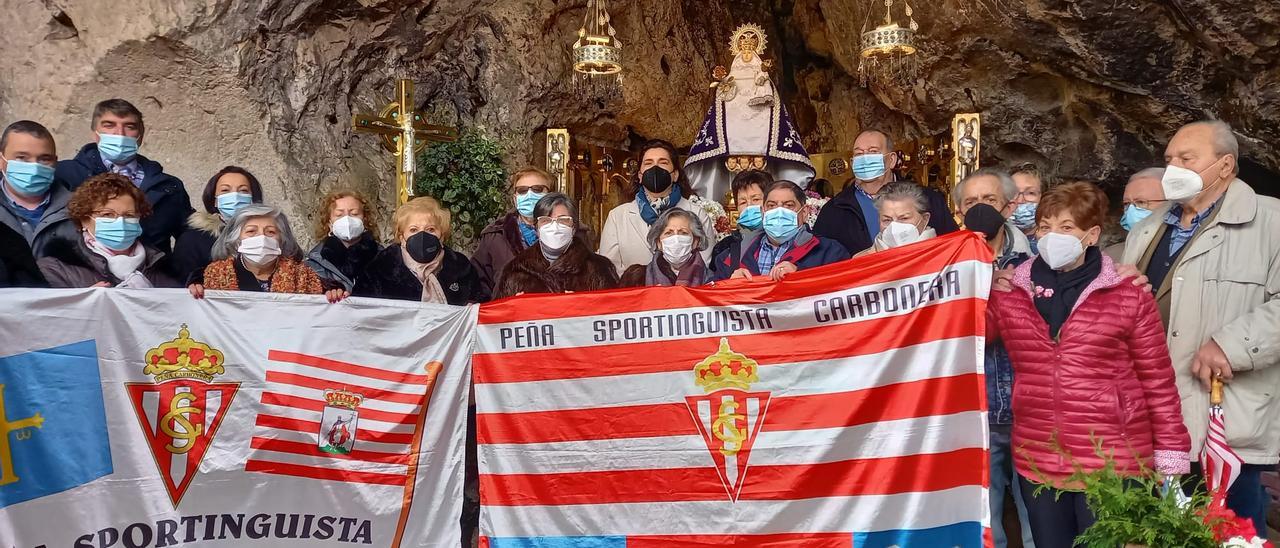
[
  {"xmin": 474, "ymin": 232, "xmax": 994, "ymax": 547},
  {"xmin": 1201, "ymin": 398, "xmax": 1243, "ymax": 500},
  {"xmin": 245, "ymin": 350, "xmax": 440, "ymax": 487}
]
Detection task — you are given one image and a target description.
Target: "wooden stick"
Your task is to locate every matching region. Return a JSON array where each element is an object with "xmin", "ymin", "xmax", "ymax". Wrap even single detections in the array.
[
  {"xmin": 1211, "ymin": 377, "xmax": 1225, "ymax": 407},
  {"xmin": 390, "ymin": 361, "xmax": 445, "ymax": 548}
]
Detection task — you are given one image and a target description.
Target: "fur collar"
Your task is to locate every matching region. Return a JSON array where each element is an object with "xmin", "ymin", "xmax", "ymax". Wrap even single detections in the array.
[{"xmin": 187, "ymin": 212, "xmax": 225, "ymax": 236}]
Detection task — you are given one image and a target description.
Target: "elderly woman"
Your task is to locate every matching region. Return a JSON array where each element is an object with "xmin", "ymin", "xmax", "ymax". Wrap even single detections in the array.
[
  {"xmin": 351, "ymin": 196, "xmax": 487, "ymax": 305},
  {"xmin": 171, "ymin": 166, "xmax": 264, "ymax": 283},
  {"xmin": 854, "ymin": 181, "xmax": 938, "ymax": 257},
  {"xmin": 38, "ymin": 173, "xmax": 178, "ymax": 288},
  {"xmin": 305, "ymin": 189, "xmax": 381, "ymax": 293},
  {"xmin": 495, "ymin": 192, "xmax": 618, "ymax": 298},
  {"xmin": 190, "ymin": 204, "xmax": 329, "ymax": 297},
  {"xmin": 988, "ymin": 182, "xmax": 1189, "ymax": 547},
  {"xmin": 620, "ymin": 208, "xmax": 711, "ymax": 287}
]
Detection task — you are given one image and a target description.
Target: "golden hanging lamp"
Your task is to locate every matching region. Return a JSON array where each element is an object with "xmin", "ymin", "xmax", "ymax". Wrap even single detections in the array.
[
  {"xmin": 859, "ymin": 0, "xmax": 920, "ymax": 87},
  {"xmin": 572, "ymin": 0, "xmax": 623, "ymax": 102}
]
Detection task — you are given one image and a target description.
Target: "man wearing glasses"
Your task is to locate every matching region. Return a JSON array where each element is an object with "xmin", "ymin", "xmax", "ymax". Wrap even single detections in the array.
[
  {"xmin": 1106, "ymin": 168, "xmax": 1166, "ymax": 261},
  {"xmin": 0, "ymin": 120, "xmax": 78, "ymax": 259}
]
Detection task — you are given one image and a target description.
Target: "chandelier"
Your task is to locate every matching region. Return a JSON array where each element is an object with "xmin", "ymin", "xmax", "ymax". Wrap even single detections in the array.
[
  {"xmin": 572, "ymin": 0, "xmax": 623, "ymax": 102},
  {"xmin": 858, "ymin": 0, "xmax": 919, "ymax": 87}
]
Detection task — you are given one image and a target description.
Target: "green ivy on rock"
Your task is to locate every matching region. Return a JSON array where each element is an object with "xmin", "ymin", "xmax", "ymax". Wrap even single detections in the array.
[{"xmin": 413, "ymin": 130, "xmax": 508, "ymax": 250}]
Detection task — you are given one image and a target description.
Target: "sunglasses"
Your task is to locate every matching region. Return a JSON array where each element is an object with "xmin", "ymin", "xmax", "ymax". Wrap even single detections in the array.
[{"xmin": 515, "ymin": 185, "xmax": 551, "ymax": 195}]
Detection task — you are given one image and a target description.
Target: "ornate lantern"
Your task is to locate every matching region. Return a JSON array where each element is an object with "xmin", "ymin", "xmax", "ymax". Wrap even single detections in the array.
[
  {"xmin": 572, "ymin": 0, "xmax": 623, "ymax": 102},
  {"xmin": 858, "ymin": 0, "xmax": 919, "ymax": 87}
]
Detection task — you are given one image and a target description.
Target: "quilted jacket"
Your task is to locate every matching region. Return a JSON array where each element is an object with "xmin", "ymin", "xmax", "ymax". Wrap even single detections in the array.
[{"xmin": 988, "ymin": 252, "xmax": 1190, "ymax": 485}]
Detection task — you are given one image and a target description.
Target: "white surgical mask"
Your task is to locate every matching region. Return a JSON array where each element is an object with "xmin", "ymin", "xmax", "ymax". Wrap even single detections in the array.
[
  {"xmin": 538, "ymin": 222, "xmax": 573, "ymax": 251},
  {"xmin": 238, "ymin": 235, "xmax": 282, "ymax": 266},
  {"xmin": 660, "ymin": 234, "xmax": 695, "ymax": 266},
  {"xmin": 331, "ymin": 215, "xmax": 365, "ymax": 242},
  {"xmin": 1038, "ymin": 232, "xmax": 1085, "ymax": 270},
  {"xmin": 1161, "ymin": 156, "xmax": 1225, "ymax": 203},
  {"xmin": 880, "ymin": 221, "xmax": 923, "ymax": 249}
]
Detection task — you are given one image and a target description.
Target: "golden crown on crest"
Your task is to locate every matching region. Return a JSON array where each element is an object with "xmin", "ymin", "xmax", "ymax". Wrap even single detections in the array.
[
  {"xmin": 143, "ymin": 324, "xmax": 226, "ymax": 383},
  {"xmin": 693, "ymin": 338, "xmax": 759, "ymax": 393},
  {"xmin": 324, "ymin": 389, "xmax": 363, "ymax": 410}
]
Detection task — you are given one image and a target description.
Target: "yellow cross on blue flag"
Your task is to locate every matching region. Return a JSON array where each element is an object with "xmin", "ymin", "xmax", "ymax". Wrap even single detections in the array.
[{"xmin": 0, "ymin": 340, "xmax": 112, "ymax": 508}]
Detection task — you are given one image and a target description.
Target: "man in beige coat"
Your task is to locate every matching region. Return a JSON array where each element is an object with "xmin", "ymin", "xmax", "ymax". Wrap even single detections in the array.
[{"xmin": 1122, "ymin": 120, "xmax": 1280, "ymax": 534}]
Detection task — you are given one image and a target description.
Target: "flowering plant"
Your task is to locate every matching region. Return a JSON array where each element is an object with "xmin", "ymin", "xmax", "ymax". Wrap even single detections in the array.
[
  {"xmin": 1203, "ymin": 494, "xmax": 1273, "ymax": 548},
  {"xmin": 803, "ymin": 190, "xmax": 829, "ymax": 229},
  {"xmin": 688, "ymin": 194, "xmax": 732, "ymax": 241}
]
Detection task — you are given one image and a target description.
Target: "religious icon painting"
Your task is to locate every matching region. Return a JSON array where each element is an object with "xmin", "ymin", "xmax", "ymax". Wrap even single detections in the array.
[{"xmin": 318, "ymin": 389, "xmax": 362, "ymax": 455}]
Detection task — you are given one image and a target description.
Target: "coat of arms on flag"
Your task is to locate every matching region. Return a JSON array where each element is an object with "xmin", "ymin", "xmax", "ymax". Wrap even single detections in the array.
[
  {"xmin": 686, "ymin": 338, "xmax": 771, "ymax": 502},
  {"xmin": 125, "ymin": 325, "xmax": 240, "ymax": 507},
  {"xmin": 319, "ymin": 389, "xmax": 362, "ymax": 455}
]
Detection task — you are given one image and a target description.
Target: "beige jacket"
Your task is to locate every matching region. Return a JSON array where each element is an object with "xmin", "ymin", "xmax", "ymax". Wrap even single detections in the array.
[
  {"xmin": 1122, "ymin": 180, "xmax": 1280, "ymax": 463},
  {"xmin": 598, "ymin": 198, "xmax": 717, "ymax": 275}
]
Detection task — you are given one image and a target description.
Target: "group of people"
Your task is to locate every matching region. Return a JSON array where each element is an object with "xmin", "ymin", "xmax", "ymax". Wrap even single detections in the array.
[{"xmin": 2, "ymin": 99, "xmax": 1278, "ymax": 548}]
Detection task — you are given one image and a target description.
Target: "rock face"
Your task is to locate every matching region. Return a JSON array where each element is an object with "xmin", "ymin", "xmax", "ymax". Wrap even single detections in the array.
[{"xmin": 1, "ymin": 0, "xmax": 1276, "ymax": 241}]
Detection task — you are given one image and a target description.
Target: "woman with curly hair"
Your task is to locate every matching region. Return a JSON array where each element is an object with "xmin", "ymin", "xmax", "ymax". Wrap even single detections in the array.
[
  {"xmin": 304, "ymin": 188, "xmax": 381, "ymax": 293},
  {"xmin": 37, "ymin": 173, "xmax": 179, "ymax": 288}
]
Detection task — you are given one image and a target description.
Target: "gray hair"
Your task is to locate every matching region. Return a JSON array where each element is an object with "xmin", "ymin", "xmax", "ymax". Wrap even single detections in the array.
[
  {"xmin": 645, "ymin": 208, "xmax": 710, "ymax": 253},
  {"xmin": 875, "ymin": 181, "xmax": 930, "ymax": 215},
  {"xmin": 953, "ymin": 168, "xmax": 1018, "ymax": 209},
  {"xmin": 1185, "ymin": 120, "xmax": 1239, "ymax": 160},
  {"xmin": 1128, "ymin": 167, "xmax": 1166, "ymax": 184},
  {"xmin": 211, "ymin": 204, "xmax": 302, "ymax": 261},
  {"xmin": 533, "ymin": 192, "xmax": 578, "ymax": 225},
  {"xmin": 858, "ymin": 129, "xmax": 894, "ymax": 153}
]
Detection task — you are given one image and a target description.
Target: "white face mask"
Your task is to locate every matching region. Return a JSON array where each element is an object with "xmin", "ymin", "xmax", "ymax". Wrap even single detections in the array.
[
  {"xmin": 1161, "ymin": 156, "xmax": 1224, "ymax": 203},
  {"xmin": 238, "ymin": 234, "xmax": 282, "ymax": 266},
  {"xmin": 331, "ymin": 215, "xmax": 365, "ymax": 242},
  {"xmin": 1038, "ymin": 231, "xmax": 1086, "ymax": 270},
  {"xmin": 880, "ymin": 221, "xmax": 923, "ymax": 249},
  {"xmin": 538, "ymin": 222, "xmax": 574, "ymax": 251},
  {"xmin": 660, "ymin": 234, "xmax": 695, "ymax": 266}
]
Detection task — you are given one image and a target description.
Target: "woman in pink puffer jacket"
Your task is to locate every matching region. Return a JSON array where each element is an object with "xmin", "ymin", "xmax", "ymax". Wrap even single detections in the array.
[{"xmin": 988, "ymin": 182, "xmax": 1190, "ymax": 548}]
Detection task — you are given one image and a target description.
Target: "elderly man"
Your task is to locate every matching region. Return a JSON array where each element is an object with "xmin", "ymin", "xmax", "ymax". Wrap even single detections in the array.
[
  {"xmin": 1123, "ymin": 120, "xmax": 1280, "ymax": 535},
  {"xmin": 813, "ymin": 129, "xmax": 957, "ymax": 255},
  {"xmin": 956, "ymin": 167, "xmax": 1036, "ymax": 548},
  {"xmin": 716, "ymin": 180, "xmax": 849, "ymax": 282},
  {"xmin": 1104, "ymin": 168, "xmax": 1166, "ymax": 261}
]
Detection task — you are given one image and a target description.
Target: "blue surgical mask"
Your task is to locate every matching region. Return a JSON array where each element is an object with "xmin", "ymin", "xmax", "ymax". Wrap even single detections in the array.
[
  {"xmin": 852, "ymin": 153, "xmax": 887, "ymax": 181},
  {"xmin": 3, "ymin": 158, "xmax": 56, "ymax": 196},
  {"xmin": 93, "ymin": 217, "xmax": 143, "ymax": 251},
  {"xmin": 216, "ymin": 192, "xmax": 253, "ymax": 219},
  {"xmin": 737, "ymin": 204, "xmax": 763, "ymax": 230},
  {"xmin": 516, "ymin": 190, "xmax": 545, "ymax": 218},
  {"xmin": 1011, "ymin": 202, "xmax": 1037, "ymax": 230},
  {"xmin": 97, "ymin": 134, "xmax": 139, "ymax": 165},
  {"xmin": 763, "ymin": 207, "xmax": 801, "ymax": 243},
  {"xmin": 1120, "ymin": 204, "xmax": 1153, "ymax": 231}
]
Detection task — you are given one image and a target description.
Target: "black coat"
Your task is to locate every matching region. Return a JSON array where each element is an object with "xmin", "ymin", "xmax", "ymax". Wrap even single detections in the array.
[
  {"xmin": 0, "ymin": 221, "xmax": 47, "ymax": 287},
  {"xmin": 351, "ymin": 244, "xmax": 489, "ymax": 305},
  {"xmin": 56, "ymin": 143, "xmax": 194, "ymax": 255},
  {"xmin": 813, "ymin": 178, "xmax": 958, "ymax": 255},
  {"xmin": 36, "ymin": 236, "xmax": 179, "ymax": 288},
  {"xmin": 170, "ymin": 212, "xmax": 223, "ymax": 285},
  {"xmin": 493, "ymin": 239, "xmax": 619, "ymax": 299},
  {"xmin": 305, "ymin": 234, "xmax": 381, "ymax": 292}
]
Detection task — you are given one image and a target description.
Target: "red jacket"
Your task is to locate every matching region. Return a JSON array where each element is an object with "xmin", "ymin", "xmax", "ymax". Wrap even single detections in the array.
[{"xmin": 988, "ymin": 253, "xmax": 1190, "ymax": 485}]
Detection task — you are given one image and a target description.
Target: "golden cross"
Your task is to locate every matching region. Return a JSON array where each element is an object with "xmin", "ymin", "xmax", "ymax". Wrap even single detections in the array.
[
  {"xmin": 353, "ymin": 79, "xmax": 459, "ymax": 205},
  {"xmin": 0, "ymin": 384, "xmax": 44, "ymax": 486}
]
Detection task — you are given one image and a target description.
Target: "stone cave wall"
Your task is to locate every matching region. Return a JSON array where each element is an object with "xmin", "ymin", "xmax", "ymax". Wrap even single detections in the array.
[{"xmin": 1, "ymin": 0, "xmax": 1276, "ymax": 243}]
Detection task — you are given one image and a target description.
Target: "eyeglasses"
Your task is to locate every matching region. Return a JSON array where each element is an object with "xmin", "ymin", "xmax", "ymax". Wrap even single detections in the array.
[
  {"xmin": 536, "ymin": 215, "xmax": 574, "ymax": 227},
  {"xmin": 1123, "ymin": 199, "xmax": 1168, "ymax": 210},
  {"xmin": 515, "ymin": 185, "xmax": 551, "ymax": 195},
  {"xmin": 92, "ymin": 210, "xmax": 140, "ymax": 220}
]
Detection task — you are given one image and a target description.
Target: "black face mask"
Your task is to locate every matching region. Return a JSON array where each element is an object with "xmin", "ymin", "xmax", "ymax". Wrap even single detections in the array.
[
  {"xmin": 963, "ymin": 203, "xmax": 1006, "ymax": 242},
  {"xmin": 405, "ymin": 231, "xmax": 442, "ymax": 263},
  {"xmin": 641, "ymin": 166, "xmax": 673, "ymax": 194}
]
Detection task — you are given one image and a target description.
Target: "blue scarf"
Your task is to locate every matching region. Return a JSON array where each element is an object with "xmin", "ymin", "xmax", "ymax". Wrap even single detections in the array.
[
  {"xmin": 517, "ymin": 220, "xmax": 538, "ymax": 247},
  {"xmin": 636, "ymin": 184, "xmax": 683, "ymax": 226}
]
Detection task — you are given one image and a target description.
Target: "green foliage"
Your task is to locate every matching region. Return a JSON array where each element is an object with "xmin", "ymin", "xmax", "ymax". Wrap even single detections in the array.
[
  {"xmin": 1028, "ymin": 439, "xmax": 1219, "ymax": 548},
  {"xmin": 413, "ymin": 131, "xmax": 508, "ymax": 247}
]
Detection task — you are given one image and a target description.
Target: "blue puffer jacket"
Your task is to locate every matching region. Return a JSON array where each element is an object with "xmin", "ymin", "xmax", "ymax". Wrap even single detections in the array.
[{"xmin": 56, "ymin": 143, "xmax": 193, "ymax": 255}]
